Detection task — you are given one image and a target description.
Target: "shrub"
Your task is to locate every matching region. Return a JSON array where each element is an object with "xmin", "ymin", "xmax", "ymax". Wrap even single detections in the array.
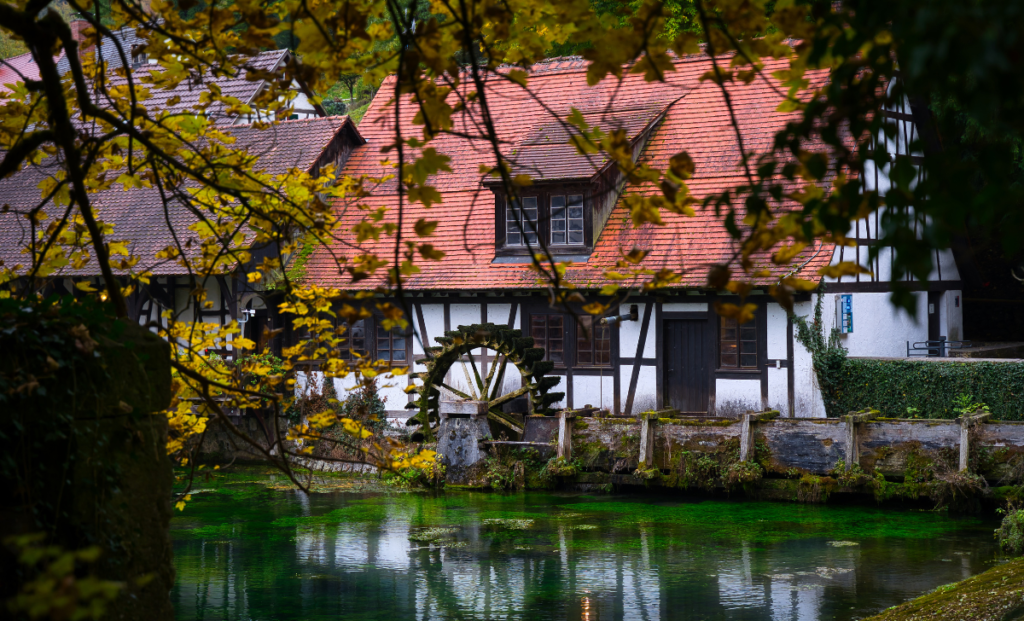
[
  {"xmin": 724, "ymin": 461, "xmax": 764, "ymax": 491},
  {"xmin": 338, "ymin": 378, "xmax": 389, "ymax": 434},
  {"xmin": 996, "ymin": 504, "xmax": 1024, "ymax": 554}
]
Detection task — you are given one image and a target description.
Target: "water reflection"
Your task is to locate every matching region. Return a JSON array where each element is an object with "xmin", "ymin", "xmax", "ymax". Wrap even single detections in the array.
[{"xmin": 172, "ymin": 486, "xmax": 997, "ymax": 621}]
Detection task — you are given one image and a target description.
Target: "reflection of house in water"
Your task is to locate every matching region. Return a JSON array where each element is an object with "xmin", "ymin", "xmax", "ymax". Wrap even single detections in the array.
[{"xmin": 175, "ymin": 497, "xmax": 995, "ymax": 621}]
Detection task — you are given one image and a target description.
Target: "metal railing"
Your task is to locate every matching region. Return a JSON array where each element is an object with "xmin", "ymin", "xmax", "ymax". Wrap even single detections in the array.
[{"xmin": 907, "ymin": 337, "xmax": 973, "ymax": 357}]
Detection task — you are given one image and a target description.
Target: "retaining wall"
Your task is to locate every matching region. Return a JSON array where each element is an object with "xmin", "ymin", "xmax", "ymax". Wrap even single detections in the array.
[{"xmin": 560, "ymin": 412, "xmax": 1024, "ymax": 482}]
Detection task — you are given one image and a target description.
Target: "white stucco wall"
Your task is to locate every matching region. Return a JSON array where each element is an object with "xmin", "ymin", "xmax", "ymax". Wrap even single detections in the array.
[
  {"xmin": 619, "ymin": 303, "xmax": 654, "ymax": 358},
  {"xmin": 833, "ymin": 291, "xmax": 927, "ymax": 358},
  {"xmin": 715, "ymin": 379, "xmax": 761, "ymax": 415},
  {"xmin": 767, "ymin": 367, "xmax": 788, "ymax": 413},
  {"xmin": 792, "ymin": 299, "xmax": 826, "ymax": 418},
  {"xmin": 486, "ymin": 302, "xmax": 512, "ymax": 327},
  {"xmin": 662, "ymin": 302, "xmax": 708, "ymax": 313},
  {"xmin": 573, "ymin": 374, "xmax": 614, "ymax": 410},
  {"xmin": 944, "ymin": 290, "xmax": 964, "ymax": 341},
  {"xmin": 449, "ymin": 303, "xmax": 481, "ymax": 331},
  {"xmin": 766, "ymin": 303, "xmax": 788, "ymax": 360},
  {"xmin": 630, "ymin": 365, "xmax": 658, "ymax": 413}
]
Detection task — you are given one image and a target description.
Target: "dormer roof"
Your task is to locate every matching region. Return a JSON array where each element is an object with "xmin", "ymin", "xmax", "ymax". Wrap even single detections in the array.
[{"xmin": 485, "ymin": 101, "xmax": 673, "ymax": 184}]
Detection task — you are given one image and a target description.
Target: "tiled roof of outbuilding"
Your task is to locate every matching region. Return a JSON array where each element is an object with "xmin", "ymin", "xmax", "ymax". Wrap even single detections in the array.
[
  {"xmin": 0, "ymin": 52, "xmax": 47, "ymax": 92},
  {"xmin": 307, "ymin": 54, "xmax": 837, "ymax": 291},
  {"xmin": 104, "ymin": 49, "xmax": 294, "ymax": 124},
  {"xmin": 55, "ymin": 26, "xmax": 143, "ymax": 76},
  {"xmin": 0, "ymin": 116, "xmax": 358, "ymax": 277}
]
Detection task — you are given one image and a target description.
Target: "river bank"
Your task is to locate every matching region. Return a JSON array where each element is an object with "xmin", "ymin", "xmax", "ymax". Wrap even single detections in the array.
[{"xmin": 865, "ymin": 556, "xmax": 1024, "ymax": 620}]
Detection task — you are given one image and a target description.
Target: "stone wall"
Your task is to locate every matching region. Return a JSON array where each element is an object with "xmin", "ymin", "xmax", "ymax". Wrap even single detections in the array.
[{"xmin": 560, "ymin": 413, "xmax": 1024, "ymax": 482}]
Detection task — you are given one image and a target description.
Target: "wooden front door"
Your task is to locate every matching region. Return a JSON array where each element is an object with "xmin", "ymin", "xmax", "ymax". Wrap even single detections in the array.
[{"xmin": 663, "ymin": 319, "xmax": 709, "ymax": 413}]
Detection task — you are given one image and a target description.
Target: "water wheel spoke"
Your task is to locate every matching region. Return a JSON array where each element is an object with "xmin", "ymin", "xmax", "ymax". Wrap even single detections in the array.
[
  {"xmin": 488, "ymin": 384, "xmax": 531, "ymax": 409},
  {"xmin": 481, "ymin": 351, "xmax": 502, "ymax": 396},
  {"xmin": 439, "ymin": 382, "xmax": 474, "ymax": 401},
  {"xmin": 488, "ymin": 408, "xmax": 524, "ymax": 434},
  {"xmin": 488, "ymin": 355, "xmax": 509, "ymax": 401},
  {"xmin": 465, "ymin": 348, "xmax": 485, "ymax": 395},
  {"xmin": 457, "ymin": 359, "xmax": 478, "ymax": 399}
]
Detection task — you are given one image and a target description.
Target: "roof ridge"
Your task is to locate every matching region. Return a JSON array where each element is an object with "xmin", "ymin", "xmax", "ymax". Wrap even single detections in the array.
[{"xmin": 240, "ymin": 114, "xmax": 349, "ymax": 126}]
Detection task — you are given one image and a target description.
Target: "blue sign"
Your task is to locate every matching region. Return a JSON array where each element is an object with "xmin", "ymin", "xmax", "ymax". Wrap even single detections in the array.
[{"xmin": 840, "ymin": 294, "xmax": 853, "ymax": 334}]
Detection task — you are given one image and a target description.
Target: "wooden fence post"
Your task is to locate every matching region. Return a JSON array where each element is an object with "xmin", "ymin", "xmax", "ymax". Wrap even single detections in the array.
[
  {"xmin": 843, "ymin": 410, "xmax": 877, "ymax": 471},
  {"xmin": 960, "ymin": 410, "xmax": 992, "ymax": 472},
  {"xmin": 639, "ymin": 412, "xmax": 657, "ymax": 467},
  {"xmin": 740, "ymin": 410, "xmax": 780, "ymax": 462},
  {"xmin": 557, "ymin": 410, "xmax": 576, "ymax": 460},
  {"xmin": 739, "ymin": 413, "xmax": 753, "ymax": 462}
]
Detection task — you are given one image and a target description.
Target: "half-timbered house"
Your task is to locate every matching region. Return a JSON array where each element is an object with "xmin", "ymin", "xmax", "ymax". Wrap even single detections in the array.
[
  {"xmin": 307, "ymin": 54, "xmax": 965, "ymax": 420},
  {"xmin": 0, "ymin": 115, "xmax": 365, "ymax": 353}
]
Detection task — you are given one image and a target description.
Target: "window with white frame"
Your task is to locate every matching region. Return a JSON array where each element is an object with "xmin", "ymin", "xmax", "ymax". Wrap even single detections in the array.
[
  {"xmin": 551, "ymin": 194, "xmax": 584, "ymax": 245},
  {"xmin": 505, "ymin": 196, "xmax": 539, "ymax": 246}
]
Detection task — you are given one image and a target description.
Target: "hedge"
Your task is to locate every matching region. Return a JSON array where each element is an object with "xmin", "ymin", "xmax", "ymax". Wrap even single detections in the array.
[{"xmin": 824, "ymin": 358, "xmax": 1024, "ymax": 420}]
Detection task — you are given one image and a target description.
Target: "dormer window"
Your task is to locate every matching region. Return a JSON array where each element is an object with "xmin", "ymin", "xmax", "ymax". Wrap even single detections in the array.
[
  {"xmin": 486, "ymin": 103, "xmax": 671, "ymax": 259},
  {"xmin": 496, "ymin": 188, "xmax": 590, "ymax": 254}
]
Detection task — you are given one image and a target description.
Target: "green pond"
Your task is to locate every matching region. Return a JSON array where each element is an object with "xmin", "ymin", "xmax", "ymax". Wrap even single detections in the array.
[{"xmin": 172, "ymin": 469, "xmax": 1001, "ymax": 620}]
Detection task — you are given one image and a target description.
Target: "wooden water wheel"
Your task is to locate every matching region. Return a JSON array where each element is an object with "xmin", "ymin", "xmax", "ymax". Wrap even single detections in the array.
[{"xmin": 407, "ymin": 323, "xmax": 564, "ymax": 441}]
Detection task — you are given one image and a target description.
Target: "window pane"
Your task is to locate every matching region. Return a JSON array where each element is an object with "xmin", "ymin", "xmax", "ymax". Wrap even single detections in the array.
[
  {"xmin": 532, "ymin": 314, "xmax": 565, "ymax": 364},
  {"xmin": 340, "ymin": 319, "xmax": 367, "ymax": 359},
  {"xmin": 507, "ymin": 197, "xmax": 540, "ymax": 247},
  {"xmin": 575, "ymin": 316, "xmax": 611, "ymax": 367},
  {"xmin": 721, "ymin": 316, "xmax": 758, "ymax": 369},
  {"xmin": 720, "ymin": 318, "xmax": 738, "ymax": 368},
  {"xmin": 576, "ymin": 316, "xmax": 593, "ymax": 365},
  {"xmin": 568, "ymin": 230, "xmax": 583, "ymax": 244}
]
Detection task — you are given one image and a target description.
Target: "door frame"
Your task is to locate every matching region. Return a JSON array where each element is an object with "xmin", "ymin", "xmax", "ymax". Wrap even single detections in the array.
[{"xmin": 656, "ymin": 308, "xmax": 714, "ymax": 414}]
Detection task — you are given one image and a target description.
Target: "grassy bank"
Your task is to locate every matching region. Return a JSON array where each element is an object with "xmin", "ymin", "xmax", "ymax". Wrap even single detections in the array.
[{"xmin": 866, "ymin": 556, "xmax": 1024, "ymax": 620}]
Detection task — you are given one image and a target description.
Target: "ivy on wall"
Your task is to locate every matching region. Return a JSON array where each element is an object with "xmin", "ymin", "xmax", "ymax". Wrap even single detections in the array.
[{"xmin": 794, "ymin": 292, "xmax": 1024, "ymax": 420}]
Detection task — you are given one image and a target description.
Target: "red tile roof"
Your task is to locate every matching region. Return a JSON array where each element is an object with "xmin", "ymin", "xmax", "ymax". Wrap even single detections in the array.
[
  {"xmin": 0, "ymin": 116, "xmax": 360, "ymax": 277},
  {"xmin": 308, "ymin": 54, "xmax": 837, "ymax": 292},
  {"xmin": 0, "ymin": 51, "xmax": 52, "ymax": 92}
]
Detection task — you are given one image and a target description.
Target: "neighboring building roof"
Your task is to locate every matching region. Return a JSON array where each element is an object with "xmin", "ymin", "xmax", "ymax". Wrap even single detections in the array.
[
  {"xmin": 0, "ymin": 51, "xmax": 52, "ymax": 92},
  {"xmin": 55, "ymin": 26, "xmax": 142, "ymax": 76},
  {"xmin": 0, "ymin": 116, "xmax": 361, "ymax": 277},
  {"xmin": 307, "ymin": 54, "xmax": 837, "ymax": 291},
  {"xmin": 101, "ymin": 48, "xmax": 300, "ymax": 124}
]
